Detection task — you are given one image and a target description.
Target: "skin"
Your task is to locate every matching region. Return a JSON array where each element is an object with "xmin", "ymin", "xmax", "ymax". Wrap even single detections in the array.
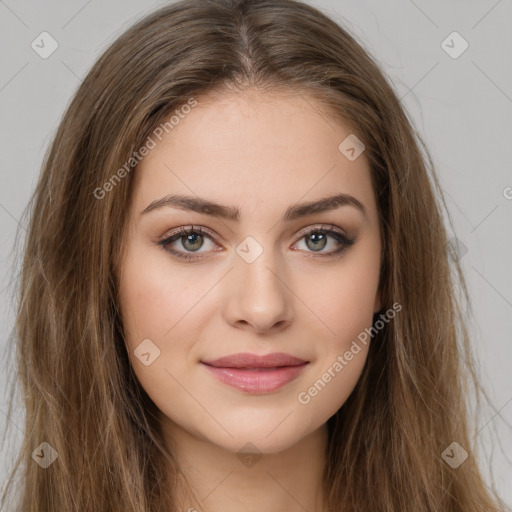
[{"xmin": 117, "ymin": 88, "xmax": 382, "ymax": 512}]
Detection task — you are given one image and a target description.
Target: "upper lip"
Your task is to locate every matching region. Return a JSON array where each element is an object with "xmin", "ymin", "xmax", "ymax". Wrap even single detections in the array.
[{"xmin": 201, "ymin": 352, "xmax": 308, "ymax": 368}]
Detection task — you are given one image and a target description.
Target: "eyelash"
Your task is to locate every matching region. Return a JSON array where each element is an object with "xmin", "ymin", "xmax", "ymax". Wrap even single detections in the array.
[{"xmin": 157, "ymin": 224, "xmax": 355, "ymax": 261}]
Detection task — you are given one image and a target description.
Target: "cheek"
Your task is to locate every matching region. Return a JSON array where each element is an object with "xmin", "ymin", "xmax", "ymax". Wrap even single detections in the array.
[
  {"xmin": 117, "ymin": 250, "xmax": 209, "ymax": 430},
  {"xmin": 294, "ymin": 345, "xmax": 368, "ymax": 439},
  {"xmin": 117, "ymin": 245, "xmax": 218, "ymax": 391},
  {"xmin": 297, "ymin": 255, "xmax": 380, "ymax": 349},
  {"xmin": 118, "ymin": 243, "xmax": 211, "ymax": 347}
]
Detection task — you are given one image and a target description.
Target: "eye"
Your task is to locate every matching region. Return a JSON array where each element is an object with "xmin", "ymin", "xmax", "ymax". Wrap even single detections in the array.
[
  {"xmin": 157, "ymin": 224, "xmax": 355, "ymax": 261},
  {"xmin": 157, "ymin": 226, "xmax": 218, "ymax": 261},
  {"xmin": 291, "ymin": 224, "xmax": 355, "ymax": 258}
]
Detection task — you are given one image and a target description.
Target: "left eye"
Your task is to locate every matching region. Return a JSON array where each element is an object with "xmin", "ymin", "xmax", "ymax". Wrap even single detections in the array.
[
  {"xmin": 293, "ymin": 227, "xmax": 353, "ymax": 256},
  {"xmin": 158, "ymin": 225, "xmax": 354, "ymax": 261}
]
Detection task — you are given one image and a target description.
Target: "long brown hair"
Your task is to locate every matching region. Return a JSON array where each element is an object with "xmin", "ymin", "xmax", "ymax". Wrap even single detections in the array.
[{"xmin": 2, "ymin": 0, "xmax": 508, "ymax": 510}]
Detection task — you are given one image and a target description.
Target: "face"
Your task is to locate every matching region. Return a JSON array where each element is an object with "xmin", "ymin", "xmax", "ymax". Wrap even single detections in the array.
[{"xmin": 117, "ymin": 88, "xmax": 382, "ymax": 455}]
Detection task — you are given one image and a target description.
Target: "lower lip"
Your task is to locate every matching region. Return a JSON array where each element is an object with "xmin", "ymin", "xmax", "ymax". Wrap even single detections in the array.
[{"xmin": 201, "ymin": 363, "xmax": 309, "ymax": 393}]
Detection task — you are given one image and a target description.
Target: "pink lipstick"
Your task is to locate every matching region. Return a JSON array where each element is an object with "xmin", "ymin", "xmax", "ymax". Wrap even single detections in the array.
[{"xmin": 201, "ymin": 352, "xmax": 309, "ymax": 394}]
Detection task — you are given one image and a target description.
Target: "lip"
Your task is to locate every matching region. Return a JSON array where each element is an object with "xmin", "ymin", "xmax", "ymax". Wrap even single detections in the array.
[
  {"xmin": 201, "ymin": 352, "xmax": 309, "ymax": 393},
  {"xmin": 202, "ymin": 352, "xmax": 308, "ymax": 368}
]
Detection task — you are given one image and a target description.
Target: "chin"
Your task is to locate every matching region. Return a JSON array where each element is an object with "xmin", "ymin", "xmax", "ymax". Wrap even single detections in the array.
[
  {"xmin": 211, "ymin": 430, "xmax": 307, "ymax": 456},
  {"xmin": 194, "ymin": 411, "xmax": 322, "ymax": 456}
]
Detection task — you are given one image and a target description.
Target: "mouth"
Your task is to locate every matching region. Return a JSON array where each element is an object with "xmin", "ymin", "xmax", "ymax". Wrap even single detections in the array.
[{"xmin": 200, "ymin": 352, "xmax": 309, "ymax": 393}]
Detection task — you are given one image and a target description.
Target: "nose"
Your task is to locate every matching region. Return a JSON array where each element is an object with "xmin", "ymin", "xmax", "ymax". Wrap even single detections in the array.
[{"xmin": 223, "ymin": 251, "xmax": 293, "ymax": 334}]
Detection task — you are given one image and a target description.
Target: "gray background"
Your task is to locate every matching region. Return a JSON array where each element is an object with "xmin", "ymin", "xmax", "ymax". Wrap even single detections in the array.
[{"xmin": 1, "ymin": 0, "xmax": 511, "ymax": 505}]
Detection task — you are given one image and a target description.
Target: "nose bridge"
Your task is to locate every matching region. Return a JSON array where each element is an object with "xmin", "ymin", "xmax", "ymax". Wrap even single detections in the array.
[
  {"xmin": 236, "ymin": 238, "xmax": 286, "ymax": 303},
  {"xmin": 226, "ymin": 236, "xmax": 292, "ymax": 331}
]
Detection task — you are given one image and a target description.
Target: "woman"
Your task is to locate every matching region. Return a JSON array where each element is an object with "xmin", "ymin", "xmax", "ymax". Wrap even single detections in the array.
[{"xmin": 2, "ymin": 0, "xmax": 508, "ymax": 510}]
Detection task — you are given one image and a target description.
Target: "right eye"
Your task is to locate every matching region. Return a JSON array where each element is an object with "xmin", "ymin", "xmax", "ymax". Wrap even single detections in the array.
[{"xmin": 157, "ymin": 226, "xmax": 220, "ymax": 261}]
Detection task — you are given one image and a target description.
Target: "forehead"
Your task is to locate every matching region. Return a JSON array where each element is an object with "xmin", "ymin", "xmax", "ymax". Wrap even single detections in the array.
[{"xmin": 131, "ymin": 89, "xmax": 377, "ymax": 222}]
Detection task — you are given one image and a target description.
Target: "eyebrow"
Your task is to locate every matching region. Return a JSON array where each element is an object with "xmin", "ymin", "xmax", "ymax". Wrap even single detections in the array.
[{"xmin": 140, "ymin": 193, "xmax": 367, "ymax": 221}]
